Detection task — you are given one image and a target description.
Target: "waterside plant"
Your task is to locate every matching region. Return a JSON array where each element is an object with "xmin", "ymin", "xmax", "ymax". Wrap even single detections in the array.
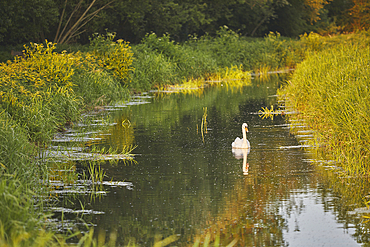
[
  {"xmin": 0, "ymin": 34, "xmax": 135, "ymax": 245},
  {"xmin": 279, "ymin": 42, "xmax": 370, "ymax": 175}
]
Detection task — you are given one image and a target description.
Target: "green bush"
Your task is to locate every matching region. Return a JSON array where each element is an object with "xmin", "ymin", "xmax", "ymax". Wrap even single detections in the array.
[
  {"xmin": 186, "ymin": 27, "xmax": 302, "ymax": 72},
  {"xmin": 89, "ymin": 32, "xmax": 134, "ymax": 86},
  {"xmin": 130, "ymin": 45, "xmax": 177, "ymax": 91},
  {"xmin": 139, "ymin": 33, "xmax": 217, "ymax": 81}
]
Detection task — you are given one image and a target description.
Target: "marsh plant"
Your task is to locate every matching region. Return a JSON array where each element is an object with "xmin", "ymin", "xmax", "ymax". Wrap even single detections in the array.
[{"xmin": 280, "ymin": 43, "xmax": 370, "ymax": 174}]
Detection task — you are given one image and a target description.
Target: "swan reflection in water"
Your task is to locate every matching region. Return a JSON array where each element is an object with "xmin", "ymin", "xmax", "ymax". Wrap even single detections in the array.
[{"xmin": 232, "ymin": 147, "xmax": 250, "ymax": 175}]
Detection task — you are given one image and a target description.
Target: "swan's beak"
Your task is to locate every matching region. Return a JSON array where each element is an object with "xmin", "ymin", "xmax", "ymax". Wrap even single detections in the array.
[{"xmin": 245, "ymin": 127, "xmax": 249, "ymax": 132}]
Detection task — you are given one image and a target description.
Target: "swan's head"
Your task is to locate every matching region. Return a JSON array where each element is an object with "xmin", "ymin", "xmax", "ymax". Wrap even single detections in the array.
[{"xmin": 242, "ymin": 123, "xmax": 249, "ymax": 132}]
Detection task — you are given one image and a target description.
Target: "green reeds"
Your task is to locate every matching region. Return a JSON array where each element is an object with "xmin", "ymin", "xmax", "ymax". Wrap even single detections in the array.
[
  {"xmin": 280, "ymin": 42, "xmax": 370, "ymax": 174},
  {"xmin": 201, "ymin": 107, "xmax": 208, "ymax": 143}
]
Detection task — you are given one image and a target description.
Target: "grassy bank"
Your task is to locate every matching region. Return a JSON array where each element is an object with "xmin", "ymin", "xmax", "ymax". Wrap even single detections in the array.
[
  {"xmin": 1, "ymin": 29, "xmax": 370, "ymax": 246},
  {"xmin": 0, "ymin": 34, "xmax": 133, "ymax": 246},
  {"xmin": 128, "ymin": 28, "xmax": 303, "ymax": 92},
  {"xmin": 279, "ymin": 33, "xmax": 370, "ymax": 175}
]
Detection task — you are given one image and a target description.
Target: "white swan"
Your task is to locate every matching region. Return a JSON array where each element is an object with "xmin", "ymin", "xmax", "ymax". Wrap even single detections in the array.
[{"xmin": 232, "ymin": 123, "xmax": 250, "ymax": 149}]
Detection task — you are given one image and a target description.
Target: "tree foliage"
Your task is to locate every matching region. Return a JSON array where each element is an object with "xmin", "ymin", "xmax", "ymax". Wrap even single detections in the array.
[
  {"xmin": 0, "ymin": 0, "xmax": 364, "ymax": 46},
  {"xmin": 347, "ymin": 0, "xmax": 370, "ymax": 31},
  {"xmin": 0, "ymin": 0, "xmax": 59, "ymax": 44}
]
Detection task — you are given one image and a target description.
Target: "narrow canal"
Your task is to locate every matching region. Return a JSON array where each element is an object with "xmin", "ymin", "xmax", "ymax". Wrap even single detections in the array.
[{"xmin": 50, "ymin": 75, "xmax": 368, "ymax": 246}]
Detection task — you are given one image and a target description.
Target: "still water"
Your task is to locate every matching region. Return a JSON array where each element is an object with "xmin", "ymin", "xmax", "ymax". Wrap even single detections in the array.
[{"xmin": 52, "ymin": 76, "xmax": 369, "ymax": 246}]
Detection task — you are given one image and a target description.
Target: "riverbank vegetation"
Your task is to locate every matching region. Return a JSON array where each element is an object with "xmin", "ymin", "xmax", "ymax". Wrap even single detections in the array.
[
  {"xmin": 1, "ymin": 22, "xmax": 370, "ymax": 245},
  {"xmin": 0, "ymin": 34, "xmax": 134, "ymax": 246},
  {"xmin": 129, "ymin": 28, "xmax": 301, "ymax": 92},
  {"xmin": 279, "ymin": 33, "xmax": 370, "ymax": 175}
]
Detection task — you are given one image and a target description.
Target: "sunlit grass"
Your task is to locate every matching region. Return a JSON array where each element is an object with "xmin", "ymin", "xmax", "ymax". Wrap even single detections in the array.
[
  {"xmin": 208, "ymin": 65, "xmax": 251, "ymax": 82},
  {"xmin": 280, "ymin": 42, "xmax": 370, "ymax": 175},
  {"xmin": 156, "ymin": 65, "xmax": 252, "ymax": 95}
]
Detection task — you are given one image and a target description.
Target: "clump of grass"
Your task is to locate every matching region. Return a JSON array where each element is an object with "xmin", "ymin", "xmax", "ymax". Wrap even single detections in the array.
[
  {"xmin": 130, "ymin": 45, "xmax": 177, "ymax": 91},
  {"xmin": 153, "ymin": 64, "xmax": 252, "ymax": 95},
  {"xmin": 208, "ymin": 65, "xmax": 251, "ymax": 82},
  {"xmin": 72, "ymin": 70, "xmax": 127, "ymax": 108},
  {"xmin": 0, "ymin": 110, "xmax": 38, "ymax": 177},
  {"xmin": 280, "ymin": 43, "xmax": 370, "ymax": 174}
]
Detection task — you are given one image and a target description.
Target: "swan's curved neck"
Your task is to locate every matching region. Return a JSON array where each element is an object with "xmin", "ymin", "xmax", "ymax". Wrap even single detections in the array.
[{"xmin": 242, "ymin": 126, "xmax": 247, "ymax": 141}]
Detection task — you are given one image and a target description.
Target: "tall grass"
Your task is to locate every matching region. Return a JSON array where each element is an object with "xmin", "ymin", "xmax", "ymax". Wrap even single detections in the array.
[
  {"xmin": 129, "ymin": 33, "xmax": 219, "ymax": 91},
  {"xmin": 0, "ymin": 110, "xmax": 52, "ymax": 246},
  {"xmin": 280, "ymin": 43, "xmax": 370, "ymax": 174},
  {"xmin": 0, "ymin": 34, "xmax": 134, "ymax": 246}
]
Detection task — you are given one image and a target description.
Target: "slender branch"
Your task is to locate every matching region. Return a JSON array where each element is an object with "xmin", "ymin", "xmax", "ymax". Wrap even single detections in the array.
[
  {"xmin": 64, "ymin": 1, "xmax": 114, "ymax": 43},
  {"xmin": 55, "ymin": 0, "xmax": 115, "ymax": 44},
  {"xmin": 56, "ymin": 0, "xmax": 84, "ymax": 43},
  {"xmin": 66, "ymin": 30, "xmax": 87, "ymax": 43},
  {"xmin": 54, "ymin": 0, "xmax": 68, "ymax": 43},
  {"xmin": 59, "ymin": 0, "xmax": 97, "ymax": 44},
  {"xmin": 251, "ymin": 15, "xmax": 268, "ymax": 37},
  {"xmin": 61, "ymin": 0, "xmax": 115, "ymax": 44}
]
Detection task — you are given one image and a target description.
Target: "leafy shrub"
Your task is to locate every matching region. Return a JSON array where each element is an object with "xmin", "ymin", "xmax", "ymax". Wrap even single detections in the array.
[
  {"xmin": 186, "ymin": 27, "xmax": 302, "ymax": 72},
  {"xmin": 0, "ymin": 42, "xmax": 81, "ymax": 142},
  {"xmin": 89, "ymin": 32, "xmax": 134, "ymax": 86},
  {"xmin": 141, "ymin": 33, "xmax": 179, "ymax": 60}
]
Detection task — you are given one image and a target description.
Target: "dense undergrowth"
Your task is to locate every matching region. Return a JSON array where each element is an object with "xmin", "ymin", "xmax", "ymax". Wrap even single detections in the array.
[{"xmin": 1, "ymin": 29, "xmax": 370, "ymax": 246}]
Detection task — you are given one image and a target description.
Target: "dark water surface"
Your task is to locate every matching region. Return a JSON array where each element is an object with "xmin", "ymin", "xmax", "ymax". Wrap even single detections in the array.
[{"xmin": 53, "ymin": 76, "xmax": 367, "ymax": 246}]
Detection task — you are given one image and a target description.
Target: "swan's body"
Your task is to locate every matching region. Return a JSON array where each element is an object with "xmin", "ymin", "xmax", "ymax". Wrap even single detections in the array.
[{"xmin": 232, "ymin": 123, "xmax": 250, "ymax": 149}]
